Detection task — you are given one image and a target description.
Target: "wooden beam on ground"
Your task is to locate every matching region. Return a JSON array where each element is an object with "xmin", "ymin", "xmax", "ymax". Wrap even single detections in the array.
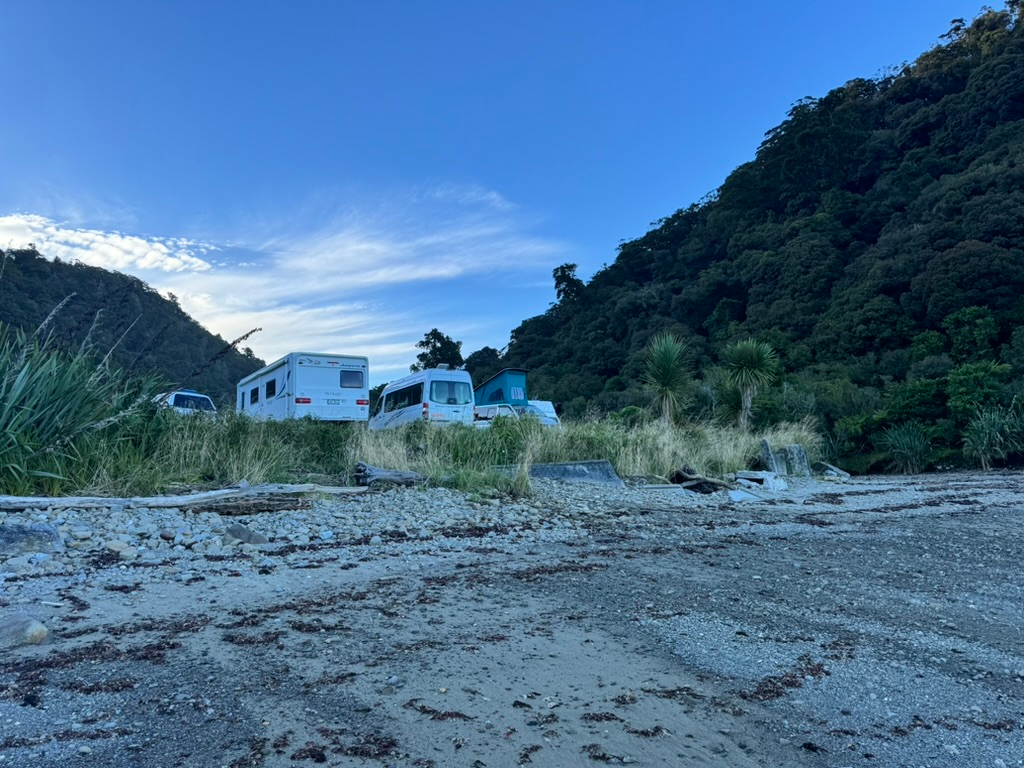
[{"xmin": 0, "ymin": 484, "xmax": 367, "ymax": 512}]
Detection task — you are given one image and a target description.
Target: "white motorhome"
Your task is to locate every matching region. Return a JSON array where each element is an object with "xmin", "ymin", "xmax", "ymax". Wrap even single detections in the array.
[
  {"xmin": 369, "ymin": 366, "xmax": 474, "ymax": 431},
  {"xmin": 236, "ymin": 352, "xmax": 369, "ymax": 422}
]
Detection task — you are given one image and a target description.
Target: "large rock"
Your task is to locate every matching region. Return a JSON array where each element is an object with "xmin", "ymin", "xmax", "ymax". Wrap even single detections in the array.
[
  {"xmin": 0, "ymin": 614, "xmax": 49, "ymax": 648},
  {"xmin": 783, "ymin": 444, "xmax": 812, "ymax": 477},
  {"xmin": 225, "ymin": 523, "xmax": 270, "ymax": 545},
  {"xmin": 0, "ymin": 523, "xmax": 64, "ymax": 557},
  {"xmin": 773, "ymin": 450, "xmax": 789, "ymax": 476},
  {"xmin": 812, "ymin": 461, "xmax": 851, "ymax": 480},
  {"xmin": 496, "ymin": 460, "xmax": 625, "ymax": 487},
  {"xmin": 758, "ymin": 440, "xmax": 780, "ymax": 474}
]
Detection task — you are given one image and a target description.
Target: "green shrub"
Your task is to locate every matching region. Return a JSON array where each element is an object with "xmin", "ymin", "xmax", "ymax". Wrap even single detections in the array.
[
  {"xmin": 607, "ymin": 405, "xmax": 651, "ymax": 428},
  {"xmin": 945, "ymin": 361, "xmax": 1011, "ymax": 425},
  {"xmin": 962, "ymin": 404, "xmax": 1023, "ymax": 470},
  {"xmin": 878, "ymin": 422, "xmax": 931, "ymax": 474},
  {"xmin": 881, "ymin": 378, "xmax": 947, "ymax": 425}
]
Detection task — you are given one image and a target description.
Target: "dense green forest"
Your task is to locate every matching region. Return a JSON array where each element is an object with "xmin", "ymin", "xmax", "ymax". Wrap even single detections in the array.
[
  {"xmin": 0, "ymin": 247, "xmax": 263, "ymax": 404},
  {"xmin": 460, "ymin": 3, "xmax": 1024, "ymax": 471}
]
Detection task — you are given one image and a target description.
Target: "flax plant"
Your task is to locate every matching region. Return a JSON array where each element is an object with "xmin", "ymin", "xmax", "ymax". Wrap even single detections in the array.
[{"xmin": 0, "ymin": 323, "xmax": 155, "ymax": 494}]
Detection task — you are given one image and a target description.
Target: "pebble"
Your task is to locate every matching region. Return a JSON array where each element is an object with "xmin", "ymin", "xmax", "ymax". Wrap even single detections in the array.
[
  {"xmin": 0, "ymin": 478, "xmax": 734, "ymax": 576},
  {"xmin": 0, "ymin": 614, "xmax": 49, "ymax": 647}
]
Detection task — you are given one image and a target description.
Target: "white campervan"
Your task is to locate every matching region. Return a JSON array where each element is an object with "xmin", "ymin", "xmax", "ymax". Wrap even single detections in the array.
[
  {"xmin": 369, "ymin": 366, "xmax": 474, "ymax": 431},
  {"xmin": 236, "ymin": 352, "xmax": 370, "ymax": 422}
]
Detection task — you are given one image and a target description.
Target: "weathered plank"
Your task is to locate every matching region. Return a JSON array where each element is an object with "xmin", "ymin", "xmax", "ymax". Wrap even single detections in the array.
[{"xmin": 0, "ymin": 484, "xmax": 366, "ymax": 511}]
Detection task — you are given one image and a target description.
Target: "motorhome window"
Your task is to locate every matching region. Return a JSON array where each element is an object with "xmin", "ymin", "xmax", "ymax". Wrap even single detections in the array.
[
  {"xmin": 250, "ymin": 387, "xmax": 259, "ymax": 405},
  {"xmin": 340, "ymin": 370, "xmax": 364, "ymax": 388},
  {"xmin": 265, "ymin": 379, "xmax": 277, "ymax": 398},
  {"xmin": 488, "ymin": 388, "xmax": 504, "ymax": 403},
  {"xmin": 429, "ymin": 381, "xmax": 472, "ymax": 405},
  {"xmin": 385, "ymin": 382, "xmax": 424, "ymax": 412}
]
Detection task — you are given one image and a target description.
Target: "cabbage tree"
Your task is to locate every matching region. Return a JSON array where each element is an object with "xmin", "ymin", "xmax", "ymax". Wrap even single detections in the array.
[
  {"xmin": 722, "ymin": 339, "xmax": 779, "ymax": 430},
  {"xmin": 641, "ymin": 333, "xmax": 691, "ymax": 424}
]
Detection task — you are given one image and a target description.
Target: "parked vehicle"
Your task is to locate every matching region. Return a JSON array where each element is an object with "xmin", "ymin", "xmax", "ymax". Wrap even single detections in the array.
[
  {"xmin": 472, "ymin": 402, "xmax": 519, "ymax": 427},
  {"xmin": 474, "ymin": 402, "xmax": 559, "ymax": 428},
  {"xmin": 369, "ymin": 365, "xmax": 474, "ymax": 430},
  {"xmin": 528, "ymin": 399, "xmax": 560, "ymax": 425},
  {"xmin": 472, "ymin": 368, "xmax": 558, "ymax": 428},
  {"xmin": 153, "ymin": 389, "xmax": 217, "ymax": 416},
  {"xmin": 474, "ymin": 367, "xmax": 529, "ymax": 407},
  {"xmin": 236, "ymin": 352, "xmax": 369, "ymax": 422}
]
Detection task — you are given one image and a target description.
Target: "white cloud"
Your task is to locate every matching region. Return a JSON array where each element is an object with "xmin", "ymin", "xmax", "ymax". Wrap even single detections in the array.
[
  {"xmin": 0, "ymin": 214, "xmax": 215, "ymax": 272},
  {"xmin": 0, "ymin": 184, "xmax": 569, "ymax": 383}
]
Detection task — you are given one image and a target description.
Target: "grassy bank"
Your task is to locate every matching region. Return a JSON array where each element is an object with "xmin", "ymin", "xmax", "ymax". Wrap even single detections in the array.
[
  {"xmin": 0, "ymin": 324, "xmax": 821, "ymax": 497},
  {"xmin": 38, "ymin": 411, "xmax": 821, "ymax": 497}
]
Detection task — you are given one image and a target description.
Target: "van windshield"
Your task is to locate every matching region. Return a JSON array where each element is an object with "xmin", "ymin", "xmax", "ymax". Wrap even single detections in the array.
[
  {"xmin": 515, "ymin": 405, "xmax": 545, "ymax": 418},
  {"xmin": 429, "ymin": 381, "xmax": 472, "ymax": 405},
  {"xmin": 174, "ymin": 394, "xmax": 216, "ymax": 412}
]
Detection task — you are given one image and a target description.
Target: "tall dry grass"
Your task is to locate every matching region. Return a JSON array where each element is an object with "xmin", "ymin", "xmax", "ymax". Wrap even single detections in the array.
[{"xmin": 13, "ymin": 395, "xmax": 823, "ymax": 497}]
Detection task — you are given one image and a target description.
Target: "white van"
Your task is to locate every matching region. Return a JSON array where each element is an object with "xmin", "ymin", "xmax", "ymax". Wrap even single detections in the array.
[
  {"xmin": 369, "ymin": 366, "xmax": 474, "ymax": 430},
  {"xmin": 154, "ymin": 389, "xmax": 217, "ymax": 416},
  {"xmin": 236, "ymin": 352, "xmax": 369, "ymax": 422}
]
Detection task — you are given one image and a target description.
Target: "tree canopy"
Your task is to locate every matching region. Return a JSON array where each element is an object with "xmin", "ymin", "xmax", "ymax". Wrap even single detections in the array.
[
  {"xmin": 0, "ymin": 247, "xmax": 263, "ymax": 405},
  {"xmin": 411, "ymin": 328, "xmax": 464, "ymax": 372},
  {"xmin": 463, "ymin": 4, "xmax": 1024, "ymax": 432}
]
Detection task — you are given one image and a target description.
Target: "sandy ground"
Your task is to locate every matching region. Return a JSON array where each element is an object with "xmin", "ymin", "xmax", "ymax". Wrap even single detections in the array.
[{"xmin": 2, "ymin": 472, "xmax": 1024, "ymax": 767}]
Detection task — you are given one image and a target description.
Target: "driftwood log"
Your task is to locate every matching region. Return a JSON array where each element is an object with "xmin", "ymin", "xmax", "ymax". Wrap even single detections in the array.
[
  {"xmin": 353, "ymin": 462, "xmax": 428, "ymax": 487},
  {"xmin": 667, "ymin": 469, "xmax": 736, "ymax": 494},
  {"xmin": 0, "ymin": 483, "xmax": 366, "ymax": 514}
]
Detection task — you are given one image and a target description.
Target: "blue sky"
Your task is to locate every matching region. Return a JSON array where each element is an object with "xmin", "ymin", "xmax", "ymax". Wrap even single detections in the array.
[{"xmin": 0, "ymin": 0, "xmax": 985, "ymax": 384}]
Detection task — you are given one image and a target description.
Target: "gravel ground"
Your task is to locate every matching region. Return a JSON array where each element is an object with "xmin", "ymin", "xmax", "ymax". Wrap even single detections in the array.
[{"xmin": 1, "ymin": 472, "xmax": 1023, "ymax": 767}]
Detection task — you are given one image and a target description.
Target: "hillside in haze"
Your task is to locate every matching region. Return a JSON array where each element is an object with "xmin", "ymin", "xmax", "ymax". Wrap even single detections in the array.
[
  {"xmin": 463, "ymin": 3, "xmax": 1024, "ymax": 463},
  {"xmin": 0, "ymin": 247, "xmax": 263, "ymax": 404}
]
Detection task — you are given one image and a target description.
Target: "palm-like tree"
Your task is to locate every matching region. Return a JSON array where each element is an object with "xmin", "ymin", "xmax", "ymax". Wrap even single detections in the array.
[
  {"xmin": 641, "ymin": 333, "xmax": 691, "ymax": 424},
  {"xmin": 722, "ymin": 339, "xmax": 779, "ymax": 430}
]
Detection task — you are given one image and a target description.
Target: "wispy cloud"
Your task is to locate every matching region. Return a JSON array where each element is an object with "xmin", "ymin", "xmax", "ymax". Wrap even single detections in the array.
[{"xmin": 0, "ymin": 184, "xmax": 568, "ymax": 381}]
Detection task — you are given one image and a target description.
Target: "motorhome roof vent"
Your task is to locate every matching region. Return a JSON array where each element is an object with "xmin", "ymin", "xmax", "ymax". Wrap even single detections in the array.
[{"xmin": 436, "ymin": 363, "xmax": 450, "ymax": 370}]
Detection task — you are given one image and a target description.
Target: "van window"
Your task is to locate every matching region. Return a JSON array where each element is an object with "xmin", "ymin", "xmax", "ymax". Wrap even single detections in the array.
[
  {"xmin": 430, "ymin": 380, "xmax": 472, "ymax": 405},
  {"xmin": 384, "ymin": 382, "xmax": 424, "ymax": 412},
  {"xmin": 250, "ymin": 387, "xmax": 259, "ymax": 405},
  {"xmin": 265, "ymin": 379, "xmax": 276, "ymax": 398},
  {"xmin": 340, "ymin": 370, "xmax": 364, "ymax": 388},
  {"xmin": 173, "ymin": 393, "xmax": 216, "ymax": 412},
  {"xmin": 488, "ymin": 388, "xmax": 504, "ymax": 403}
]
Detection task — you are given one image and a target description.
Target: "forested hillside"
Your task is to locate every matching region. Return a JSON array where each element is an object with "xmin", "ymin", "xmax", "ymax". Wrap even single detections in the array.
[
  {"xmin": 466, "ymin": 3, "xmax": 1024, "ymax": 469},
  {"xmin": 0, "ymin": 247, "xmax": 263, "ymax": 404}
]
